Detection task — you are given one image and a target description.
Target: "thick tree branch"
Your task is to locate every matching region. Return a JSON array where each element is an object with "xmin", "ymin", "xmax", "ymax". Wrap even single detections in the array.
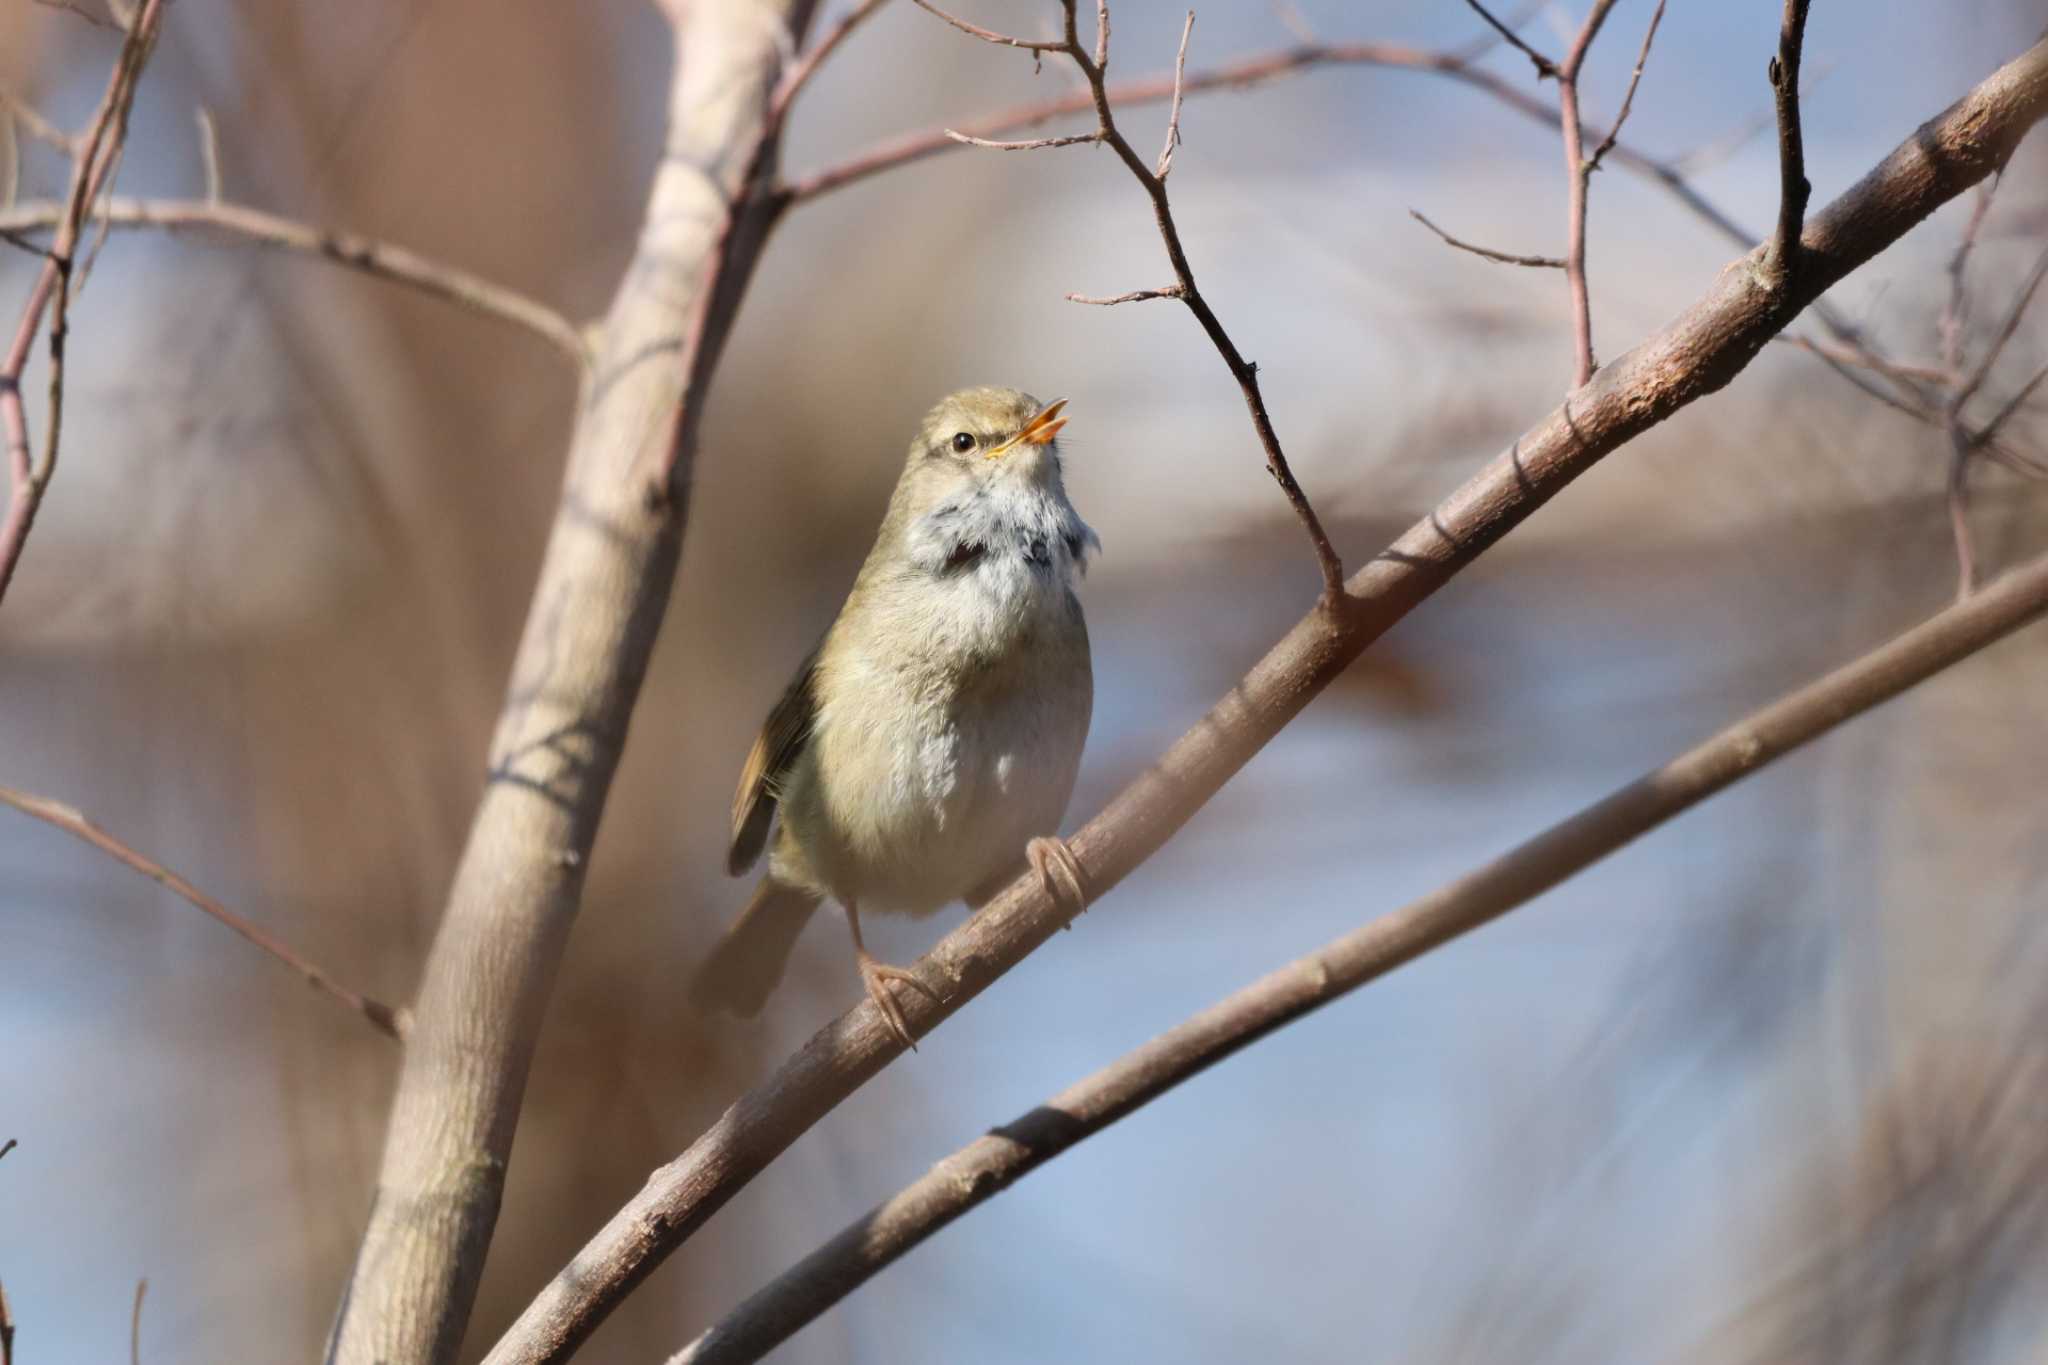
[
  {"xmin": 0, "ymin": 197, "xmax": 588, "ymax": 364},
  {"xmin": 676, "ymin": 542, "xmax": 2048, "ymax": 1364},
  {"xmin": 0, "ymin": 785, "xmax": 405, "ymax": 1039},
  {"xmin": 0, "ymin": 0, "xmax": 163, "ymax": 609},
  {"xmin": 324, "ymin": 3, "xmax": 820, "ymax": 1361},
  {"xmin": 482, "ymin": 34, "xmax": 2048, "ymax": 1365}
]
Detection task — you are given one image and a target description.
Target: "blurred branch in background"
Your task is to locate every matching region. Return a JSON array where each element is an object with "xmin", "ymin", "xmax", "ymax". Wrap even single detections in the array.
[
  {"xmin": 481, "ymin": 29, "xmax": 2048, "ymax": 1365},
  {"xmin": 0, "ymin": 198, "xmax": 588, "ymax": 364},
  {"xmin": 0, "ymin": 784, "xmax": 407, "ymax": 1040},
  {"xmin": 673, "ymin": 539, "xmax": 2048, "ymax": 1365},
  {"xmin": 0, "ymin": 0, "xmax": 164, "ymax": 606}
]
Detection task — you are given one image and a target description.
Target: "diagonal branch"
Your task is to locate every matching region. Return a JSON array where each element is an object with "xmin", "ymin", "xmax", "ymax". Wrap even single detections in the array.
[
  {"xmin": 0, "ymin": 197, "xmax": 589, "ymax": 364},
  {"xmin": 945, "ymin": 0, "xmax": 1344, "ymax": 599},
  {"xmin": 674, "ymin": 541, "xmax": 2048, "ymax": 1365},
  {"xmin": 0, "ymin": 785, "xmax": 405, "ymax": 1039},
  {"xmin": 481, "ymin": 34, "xmax": 2048, "ymax": 1365},
  {"xmin": 1409, "ymin": 208, "xmax": 1565, "ymax": 268},
  {"xmin": 0, "ymin": 0, "xmax": 164, "ymax": 609}
]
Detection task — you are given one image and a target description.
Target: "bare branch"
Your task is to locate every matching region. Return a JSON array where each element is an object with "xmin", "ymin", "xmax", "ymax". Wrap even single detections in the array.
[
  {"xmin": 1065, "ymin": 284, "xmax": 1184, "ymax": 305},
  {"xmin": 907, "ymin": 0, "xmax": 1062, "ymax": 52},
  {"xmin": 1586, "ymin": 0, "xmax": 1667, "ymax": 174},
  {"xmin": 1974, "ymin": 357, "xmax": 2048, "ymax": 451},
  {"xmin": 942, "ymin": 128, "xmax": 1098, "ymax": 151},
  {"xmin": 0, "ymin": 90, "xmax": 74, "ymax": 156},
  {"xmin": 0, "ymin": 785, "xmax": 407, "ymax": 1040},
  {"xmin": 129, "ymin": 1279, "xmax": 145, "ymax": 1365},
  {"xmin": 676, "ymin": 542, "xmax": 2048, "ymax": 1364},
  {"xmin": 1955, "ymin": 238, "xmax": 2048, "ymax": 410},
  {"xmin": 1461, "ymin": 0, "xmax": 1556, "ymax": 79},
  {"xmin": 771, "ymin": 0, "xmax": 890, "ymax": 125},
  {"xmin": 1409, "ymin": 208, "xmax": 1565, "ymax": 268},
  {"xmin": 1155, "ymin": 10, "xmax": 1192, "ymax": 178},
  {"xmin": 0, "ymin": 197, "xmax": 588, "ymax": 363},
  {"xmin": 1766, "ymin": 0, "xmax": 1814, "ymax": 279},
  {"xmin": 481, "ymin": 38, "xmax": 2048, "ymax": 1365},
  {"xmin": 1556, "ymin": 0, "xmax": 1624, "ymax": 386},
  {"xmin": 30, "ymin": 0, "xmax": 117, "ymax": 27},
  {"xmin": 1775, "ymin": 334, "xmax": 1956, "ymax": 388},
  {"xmin": 0, "ymin": 0, "xmax": 164, "ymax": 609}
]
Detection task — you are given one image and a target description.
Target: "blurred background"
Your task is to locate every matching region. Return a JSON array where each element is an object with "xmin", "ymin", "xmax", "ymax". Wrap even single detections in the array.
[{"xmin": 4, "ymin": 0, "xmax": 2047, "ymax": 1360}]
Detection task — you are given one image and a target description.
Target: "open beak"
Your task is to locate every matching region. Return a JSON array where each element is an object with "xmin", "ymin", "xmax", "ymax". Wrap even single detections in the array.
[{"xmin": 987, "ymin": 398, "xmax": 1068, "ymax": 458}]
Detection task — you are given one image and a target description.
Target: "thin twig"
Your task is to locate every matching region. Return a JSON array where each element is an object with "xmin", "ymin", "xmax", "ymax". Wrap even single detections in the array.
[
  {"xmin": 674, "ymin": 543, "xmax": 2048, "ymax": 1365},
  {"xmin": 1155, "ymin": 11, "xmax": 1193, "ymax": 178},
  {"xmin": 0, "ymin": 1278, "xmax": 11, "ymax": 1365},
  {"xmin": 940, "ymin": 0, "xmax": 1345, "ymax": 598},
  {"xmin": 1556, "ymin": 0, "xmax": 1623, "ymax": 387},
  {"xmin": 1939, "ymin": 181, "xmax": 1996, "ymax": 374},
  {"xmin": 1974, "ymin": 358, "xmax": 2048, "ymax": 451},
  {"xmin": 1461, "ymin": 0, "xmax": 1556, "ymax": 78},
  {"xmin": 0, "ymin": 90, "xmax": 74, "ymax": 156},
  {"xmin": 1586, "ymin": 0, "xmax": 1667, "ymax": 174},
  {"xmin": 1066, "ymin": 285, "xmax": 1184, "ymax": 305},
  {"xmin": 1409, "ymin": 208, "xmax": 1564, "ymax": 268},
  {"xmin": 0, "ymin": 197, "xmax": 588, "ymax": 363},
  {"xmin": 0, "ymin": 0, "xmax": 163, "ymax": 609},
  {"xmin": 30, "ymin": 0, "xmax": 117, "ymax": 27},
  {"xmin": 1954, "ymin": 239, "xmax": 2048, "ymax": 411},
  {"xmin": 481, "ymin": 39, "xmax": 2048, "ymax": 1365},
  {"xmin": 771, "ymin": 0, "xmax": 891, "ymax": 125},
  {"xmin": 129, "ymin": 1279, "xmax": 145, "ymax": 1365},
  {"xmin": 941, "ymin": 128, "xmax": 1098, "ymax": 151},
  {"xmin": 907, "ymin": 0, "xmax": 1062, "ymax": 52},
  {"xmin": 0, "ymin": 785, "xmax": 407, "ymax": 1039},
  {"xmin": 1774, "ymin": 334, "xmax": 1957, "ymax": 388},
  {"xmin": 1766, "ymin": 0, "xmax": 1814, "ymax": 279}
]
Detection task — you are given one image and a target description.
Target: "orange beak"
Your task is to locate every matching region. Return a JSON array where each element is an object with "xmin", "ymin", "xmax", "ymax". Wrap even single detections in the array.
[{"xmin": 989, "ymin": 398, "xmax": 1068, "ymax": 457}]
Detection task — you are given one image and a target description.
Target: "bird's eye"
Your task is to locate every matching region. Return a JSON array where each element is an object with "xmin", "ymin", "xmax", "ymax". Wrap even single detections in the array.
[{"xmin": 950, "ymin": 431, "xmax": 976, "ymax": 453}]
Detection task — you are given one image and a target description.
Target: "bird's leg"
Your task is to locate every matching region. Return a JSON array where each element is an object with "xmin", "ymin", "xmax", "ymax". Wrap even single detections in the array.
[
  {"xmin": 843, "ymin": 900, "xmax": 938, "ymax": 1051},
  {"xmin": 1028, "ymin": 835, "xmax": 1088, "ymax": 929}
]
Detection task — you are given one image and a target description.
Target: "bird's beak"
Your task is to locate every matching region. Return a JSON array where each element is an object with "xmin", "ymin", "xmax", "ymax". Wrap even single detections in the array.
[{"xmin": 988, "ymin": 399, "xmax": 1068, "ymax": 458}]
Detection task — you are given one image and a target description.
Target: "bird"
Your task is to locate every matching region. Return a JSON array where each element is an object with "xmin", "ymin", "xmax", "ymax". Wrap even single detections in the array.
[{"xmin": 691, "ymin": 386, "xmax": 1096, "ymax": 1048}]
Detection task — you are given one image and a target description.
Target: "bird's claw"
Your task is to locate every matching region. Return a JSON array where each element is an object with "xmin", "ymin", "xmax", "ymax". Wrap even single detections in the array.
[
  {"xmin": 857, "ymin": 949, "xmax": 939, "ymax": 1051},
  {"xmin": 1028, "ymin": 835, "xmax": 1088, "ymax": 928}
]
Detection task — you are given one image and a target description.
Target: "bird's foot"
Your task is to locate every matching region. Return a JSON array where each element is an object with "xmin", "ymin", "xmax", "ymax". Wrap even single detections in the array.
[
  {"xmin": 856, "ymin": 948, "xmax": 939, "ymax": 1051},
  {"xmin": 1028, "ymin": 835, "xmax": 1088, "ymax": 929}
]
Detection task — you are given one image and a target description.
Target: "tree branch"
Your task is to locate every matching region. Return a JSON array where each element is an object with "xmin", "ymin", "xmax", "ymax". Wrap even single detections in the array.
[
  {"xmin": 0, "ymin": 197, "xmax": 588, "ymax": 364},
  {"xmin": 0, "ymin": 785, "xmax": 405, "ymax": 1039},
  {"xmin": 481, "ymin": 33, "xmax": 2048, "ymax": 1365},
  {"xmin": 943, "ymin": 0, "xmax": 1344, "ymax": 599},
  {"xmin": 1766, "ymin": 0, "xmax": 1814, "ymax": 279},
  {"xmin": 1408, "ymin": 208, "xmax": 1565, "ymax": 268},
  {"xmin": 675, "ymin": 541, "xmax": 2048, "ymax": 1364},
  {"xmin": 0, "ymin": 0, "xmax": 163, "ymax": 609},
  {"xmin": 324, "ymin": 2, "xmax": 822, "ymax": 1361},
  {"xmin": 1555, "ymin": 0, "xmax": 1622, "ymax": 386}
]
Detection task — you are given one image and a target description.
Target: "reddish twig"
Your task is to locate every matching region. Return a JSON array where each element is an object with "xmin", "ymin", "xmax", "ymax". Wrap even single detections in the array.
[
  {"xmin": 0, "ymin": 0, "xmax": 164, "ymax": 608},
  {"xmin": 936, "ymin": 0, "xmax": 1345, "ymax": 600},
  {"xmin": 1409, "ymin": 208, "xmax": 1565, "ymax": 268},
  {"xmin": 0, "ymin": 784, "xmax": 407, "ymax": 1039},
  {"xmin": 1587, "ymin": 0, "xmax": 1667, "ymax": 174},
  {"xmin": 1554, "ymin": 0, "xmax": 1622, "ymax": 387},
  {"xmin": 674, "ymin": 543, "xmax": 2048, "ymax": 1365}
]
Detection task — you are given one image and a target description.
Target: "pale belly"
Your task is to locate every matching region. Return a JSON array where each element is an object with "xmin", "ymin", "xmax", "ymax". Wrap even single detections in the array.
[{"xmin": 775, "ymin": 596, "xmax": 1092, "ymax": 916}]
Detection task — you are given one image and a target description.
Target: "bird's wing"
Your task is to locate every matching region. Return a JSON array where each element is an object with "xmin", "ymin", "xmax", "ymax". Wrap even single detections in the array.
[{"xmin": 728, "ymin": 651, "xmax": 819, "ymax": 876}]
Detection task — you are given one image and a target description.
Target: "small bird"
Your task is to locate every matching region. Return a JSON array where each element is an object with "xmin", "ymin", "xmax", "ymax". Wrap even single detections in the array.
[{"xmin": 692, "ymin": 387, "xmax": 1096, "ymax": 1047}]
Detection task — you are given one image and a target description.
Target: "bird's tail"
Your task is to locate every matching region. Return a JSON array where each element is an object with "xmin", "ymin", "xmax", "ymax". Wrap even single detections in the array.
[{"xmin": 691, "ymin": 879, "xmax": 823, "ymax": 1017}]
